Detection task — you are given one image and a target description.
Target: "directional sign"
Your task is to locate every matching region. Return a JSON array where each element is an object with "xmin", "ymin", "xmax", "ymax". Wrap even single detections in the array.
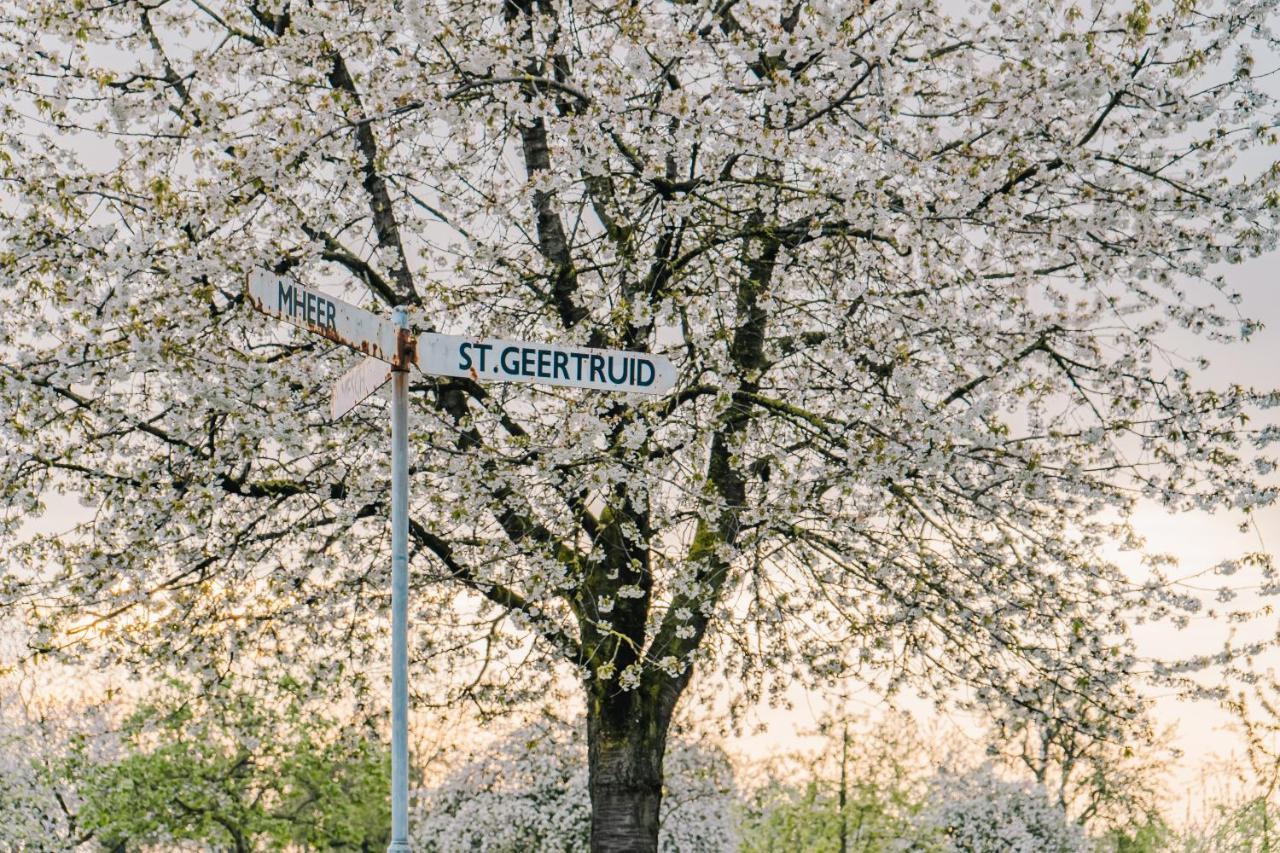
[
  {"xmin": 331, "ymin": 356, "xmax": 393, "ymax": 420},
  {"xmin": 417, "ymin": 332, "xmax": 675, "ymax": 395},
  {"xmin": 246, "ymin": 270, "xmax": 410, "ymax": 366}
]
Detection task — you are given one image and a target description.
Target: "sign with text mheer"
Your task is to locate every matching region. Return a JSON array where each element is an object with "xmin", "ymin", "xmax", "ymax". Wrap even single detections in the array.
[
  {"xmin": 417, "ymin": 333, "xmax": 675, "ymax": 395},
  {"xmin": 246, "ymin": 269, "xmax": 406, "ymax": 366}
]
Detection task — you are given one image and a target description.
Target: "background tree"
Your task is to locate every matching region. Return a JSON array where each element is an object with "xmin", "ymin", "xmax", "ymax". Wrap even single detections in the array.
[
  {"xmin": 735, "ymin": 706, "xmax": 1183, "ymax": 852},
  {"xmin": 982, "ymin": 675, "xmax": 1174, "ymax": 844},
  {"xmin": 1183, "ymin": 675, "xmax": 1280, "ymax": 852},
  {"xmin": 63, "ymin": 675, "xmax": 393, "ymax": 852},
  {"xmin": 3, "ymin": 0, "xmax": 1280, "ymax": 849},
  {"xmin": 738, "ymin": 711, "xmax": 933, "ymax": 853},
  {"xmin": 1165, "ymin": 752, "xmax": 1279, "ymax": 852},
  {"xmin": 0, "ymin": 659, "xmax": 117, "ymax": 852},
  {"xmin": 915, "ymin": 763, "xmax": 1089, "ymax": 853},
  {"xmin": 413, "ymin": 713, "xmax": 736, "ymax": 852}
]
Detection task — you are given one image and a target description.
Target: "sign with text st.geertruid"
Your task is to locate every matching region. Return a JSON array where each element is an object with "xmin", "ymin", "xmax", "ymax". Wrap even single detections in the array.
[
  {"xmin": 417, "ymin": 333, "xmax": 675, "ymax": 395},
  {"xmin": 246, "ymin": 270, "xmax": 408, "ymax": 366}
]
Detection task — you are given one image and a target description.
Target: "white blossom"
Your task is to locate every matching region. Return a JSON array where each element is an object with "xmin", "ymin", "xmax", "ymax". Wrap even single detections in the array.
[
  {"xmin": 1, "ymin": 0, "xmax": 1277, "ymax": 843},
  {"xmin": 916, "ymin": 764, "xmax": 1089, "ymax": 853}
]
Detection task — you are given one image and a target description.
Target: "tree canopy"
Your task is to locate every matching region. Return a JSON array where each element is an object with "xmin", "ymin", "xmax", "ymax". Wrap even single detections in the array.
[{"xmin": 3, "ymin": 0, "xmax": 1279, "ymax": 847}]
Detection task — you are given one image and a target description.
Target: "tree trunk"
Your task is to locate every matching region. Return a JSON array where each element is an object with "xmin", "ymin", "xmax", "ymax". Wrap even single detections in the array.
[{"xmin": 587, "ymin": 691, "xmax": 670, "ymax": 853}]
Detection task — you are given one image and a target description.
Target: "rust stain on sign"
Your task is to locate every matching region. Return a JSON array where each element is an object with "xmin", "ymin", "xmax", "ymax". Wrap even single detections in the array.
[{"xmin": 395, "ymin": 327, "xmax": 418, "ymax": 370}]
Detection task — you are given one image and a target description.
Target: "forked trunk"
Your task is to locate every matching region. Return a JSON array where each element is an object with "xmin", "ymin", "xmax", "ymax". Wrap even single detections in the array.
[{"xmin": 587, "ymin": 694, "xmax": 669, "ymax": 852}]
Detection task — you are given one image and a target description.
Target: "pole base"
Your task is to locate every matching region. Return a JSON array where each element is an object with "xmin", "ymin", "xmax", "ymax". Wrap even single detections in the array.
[{"xmin": 387, "ymin": 842, "xmax": 412, "ymax": 853}]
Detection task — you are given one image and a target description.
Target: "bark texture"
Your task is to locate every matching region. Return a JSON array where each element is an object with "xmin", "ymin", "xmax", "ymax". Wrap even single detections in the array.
[{"xmin": 587, "ymin": 691, "xmax": 670, "ymax": 853}]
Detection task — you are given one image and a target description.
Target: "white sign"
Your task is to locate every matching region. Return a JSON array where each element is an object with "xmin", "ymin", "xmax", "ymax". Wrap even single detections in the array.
[
  {"xmin": 247, "ymin": 270, "xmax": 406, "ymax": 366},
  {"xmin": 417, "ymin": 332, "xmax": 675, "ymax": 395},
  {"xmin": 331, "ymin": 357, "xmax": 393, "ymax": 420}
]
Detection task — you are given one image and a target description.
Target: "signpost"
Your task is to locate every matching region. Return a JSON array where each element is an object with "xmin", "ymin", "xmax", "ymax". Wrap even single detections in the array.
[
  {"xmin": 246, "ymin": 270, "xmax": 674, "ymax": 853},
  {"xmin": 386, "ymin": 309, "xmax": 411, "ymax": 853}
]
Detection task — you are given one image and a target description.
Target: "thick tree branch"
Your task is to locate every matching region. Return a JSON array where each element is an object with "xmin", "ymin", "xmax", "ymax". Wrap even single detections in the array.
[
  {"xmin": 447, "ymin": 75, "xmax": 591, "ymax": 106},
  {"xmin": 14, "ymin": 368, "xmax": 199, "ymax": 454},
  {"xmin": 326, "ymin": 54, "xmax": 417, "ymax": 306},
  {"xmin": 497, "ymin": 1, "xmax": 589, "ymax": 329},
  {"xmin": 294, "ymin": 218, "xmax": 399, "ymax": 306},
  {"xmin": 642, "ymin": 228, "xmax": 779, "ymax": 705},
  {"xmin": 519, "ymin": 116, "xmax": 588, "ymax": 328},
  {"xmin": 942, "ymin": 327, "xmax": 1060, "ymax": 406}
]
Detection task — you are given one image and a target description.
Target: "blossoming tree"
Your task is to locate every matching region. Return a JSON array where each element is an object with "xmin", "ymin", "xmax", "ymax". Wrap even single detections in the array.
[
  {"xmin": 917, "ymin": 764, "xmax": 1089, "ymax": 853},
  {"xmin": 3, "ymin": 0, "xmax": 1279, "ymax": 848},
  {"xmin": 415, "ymin": 715, "xmax": 736, "ymax": 852}
]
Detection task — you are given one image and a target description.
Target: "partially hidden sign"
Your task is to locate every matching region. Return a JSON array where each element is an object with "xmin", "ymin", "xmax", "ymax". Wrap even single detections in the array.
[
  {"xmin": 247, "ymin": 270, "xmax": 410, "ymax": 366},
  {"xmin": 417, "ymin": 333, "xmax": 675, "ymax": 395},
  {"xmin": 331, "ymin": 357, "xmax": 393, "ymax": 420}
]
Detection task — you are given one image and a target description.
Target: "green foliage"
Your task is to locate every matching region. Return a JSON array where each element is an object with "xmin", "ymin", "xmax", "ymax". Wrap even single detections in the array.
[
  {"xmin": 739, "ymin": 713, "xmax": 934, "ymax": 852},
  {"xmin": 1178, "ymin": 795, "xmax": 1280, "ymax": 852},
  {"xmin": 1094, "ymin": 817, "xmax": 1172, "ymax": 853},
  {"xmin": 278, "ymin": 736, "xmax": 391, "ymax": 851},
  {"xmin": 64, "ymin": 678, "xmax": 391, "ymax": 852},
  {"xmin": 740, "ymin": 778, "xmax": 934, "ymax": 852},
  {"xmin": 740, "ymin": 779, "xmax": 847, "ymax": 853}
]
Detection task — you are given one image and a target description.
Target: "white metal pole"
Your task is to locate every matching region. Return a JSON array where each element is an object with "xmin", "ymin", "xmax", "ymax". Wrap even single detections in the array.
[{"xmin": 388, "ymin": 305, "xmax": 411, "ymax": 853}]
